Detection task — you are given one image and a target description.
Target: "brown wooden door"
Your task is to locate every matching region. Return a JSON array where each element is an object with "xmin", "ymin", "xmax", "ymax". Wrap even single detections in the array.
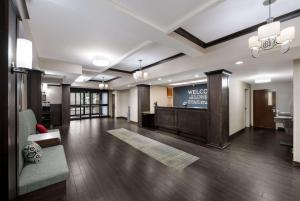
[{"xmin": 253, "ymin": 90, "xmax": 276, "ymax": 129}]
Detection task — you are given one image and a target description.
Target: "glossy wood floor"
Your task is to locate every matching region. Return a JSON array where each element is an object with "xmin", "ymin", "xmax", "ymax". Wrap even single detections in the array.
[{"xmin": 60, "ymin": 118, "xmax": 300, "ymax": 201}]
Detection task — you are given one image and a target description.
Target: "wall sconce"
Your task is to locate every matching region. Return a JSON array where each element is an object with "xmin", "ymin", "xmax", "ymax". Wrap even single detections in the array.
[
  {"xmin": 11, "ymin": 38, "xmax": 32, "ymax": 73},
  {"xmin": 42, "ymin": 83, "xmax": 48, "ymax": 93}
]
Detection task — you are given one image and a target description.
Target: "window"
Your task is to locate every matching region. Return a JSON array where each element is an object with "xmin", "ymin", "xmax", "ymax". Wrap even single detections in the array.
[{"xmin": 70, "ymin": 88, "xmax": 109, "ymax": 120}]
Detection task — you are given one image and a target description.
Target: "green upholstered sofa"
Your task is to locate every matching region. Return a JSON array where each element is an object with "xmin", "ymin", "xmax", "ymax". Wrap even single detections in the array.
[
  {"xmin": 18, "ymin": 109, "xmax": 69, "ymax": 198},
  {"xmin": 20, "ymin": 109, "xmax": 61, "ymax": 137}
]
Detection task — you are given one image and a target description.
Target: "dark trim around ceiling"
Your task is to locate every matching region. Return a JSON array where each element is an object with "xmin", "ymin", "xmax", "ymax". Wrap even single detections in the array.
[
  {"xmin": 89, "ymin": 76, "xmax": 120, "ymax": 83},
  {"xmin": 131, "ymin": 53, "xmax": 185, "ymax": 73},
  {"xmin": 174, "ymin": 28, "xmax": 207, "ymax": 48},
  {"xmin": 175, "ymin": 9, "xmax": 300, "ymax": 48},
  {"xmin": 108, "ymin": 53, "xmax": 185, "ymax": 74},
  {"xmin": 108, "ymin": 68, "xmax": 132, "ymax": 74}
]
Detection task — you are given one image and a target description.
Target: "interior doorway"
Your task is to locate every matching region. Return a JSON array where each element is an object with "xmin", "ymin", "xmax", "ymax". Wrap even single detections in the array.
[
  {"xmin": 253, "ymin": 90, "xmax": 276, "ymax": 129},
  {"xmin": 245, "ymin": 89, "xmax": 250, "ymax": 128}
]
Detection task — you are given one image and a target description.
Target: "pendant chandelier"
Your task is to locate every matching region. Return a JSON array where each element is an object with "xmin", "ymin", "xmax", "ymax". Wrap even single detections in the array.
[
  {"xmin": 99, "ymin": 77, "xmax": 108, "ymax": 89},
  {"xmin": 248, "ymin": 0, "xmax": 295, "ymax": 58},
  {"xmin": 133, "ymin": 59, "xmax": 148, "ymax": 81}
]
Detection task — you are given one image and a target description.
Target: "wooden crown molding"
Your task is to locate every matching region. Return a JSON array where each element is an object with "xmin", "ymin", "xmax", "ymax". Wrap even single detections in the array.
[
  {"xmin": 109, "ymin": 53, "xmax": 185, "ymax": 74},
  {"xmin": 175, "ymin": 9, "xmax": 300, "ymax": 48}
]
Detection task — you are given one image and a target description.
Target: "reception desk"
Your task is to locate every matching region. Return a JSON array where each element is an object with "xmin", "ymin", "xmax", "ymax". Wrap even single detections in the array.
[{"xmin": 155, "ymin": 106, "xmax": 208, "ymax": 143}]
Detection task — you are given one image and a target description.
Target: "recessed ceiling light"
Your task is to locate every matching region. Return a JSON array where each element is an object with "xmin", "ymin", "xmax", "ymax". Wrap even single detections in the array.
[
  {"xmin": 169, "ymin": 79, "xmax": 207, "ymax": 86},
  {"xmin": 195, "ymin": 74, "xmax": 200, "ymax": 78},
  {"xmin": 235, "ymin": 61, "xmax": 244, "ymax": 65},
  {"xmin": 93, "ymin": 56, "xmax": 110, "ymax": 67},
  {"xmin": 255, "ymin": 77, "xmax": 271, "ymax": 83},
  {"xmin": 158, "ymin": 78, "xmax": 162, "ymax": 81},
  {"xmin": 168, "ymin": 80, "xmax": 172, "ymax": 82}
]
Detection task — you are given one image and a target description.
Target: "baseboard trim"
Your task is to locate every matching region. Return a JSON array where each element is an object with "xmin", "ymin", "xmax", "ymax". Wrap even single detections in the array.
[
  {"xmin": 116, "ymin": 116, "xmax": 127, "ymax": 120},
  {"xmin": 229, "ymin": 128, "xmax": 246, "ymax": 141},
  {"xmin": 206, "ymin": 142, "xmax": 231, "ymax": 150},
  {"xmin": 293, "ymin": 161, "xmax": 300, "ymax": 167},
  {"xmin": 129, "ymin": 121, "xmax": 138, "ymax": 125}
]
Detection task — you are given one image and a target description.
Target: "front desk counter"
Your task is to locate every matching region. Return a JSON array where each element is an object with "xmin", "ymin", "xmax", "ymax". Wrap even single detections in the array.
[{"xmin": 154, "ymin": 106, "xmax": 208, "ymax": 143}]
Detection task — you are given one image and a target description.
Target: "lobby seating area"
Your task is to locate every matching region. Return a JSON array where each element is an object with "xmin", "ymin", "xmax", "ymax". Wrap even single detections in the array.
[
  {"xmin": 18, "ymin": 109, "xmax": 69, "ymax": 200},
  {"xmin": 2, "ymin": 1, "xmax": 300, "ymax": 201}
]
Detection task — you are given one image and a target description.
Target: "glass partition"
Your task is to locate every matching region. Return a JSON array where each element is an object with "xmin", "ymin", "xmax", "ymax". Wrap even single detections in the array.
[{"xmin": 70, "ymin": 88, "xmax": 109, "ymax": 120}]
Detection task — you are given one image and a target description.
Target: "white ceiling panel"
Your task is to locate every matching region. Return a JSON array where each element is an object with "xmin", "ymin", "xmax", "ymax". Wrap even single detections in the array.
[
  {"xmin": 182, "ymin": 0, "xmax": 300, "ymax": 42},
  {"xmin": 113, "ymin": 43, "xmax": 180, "ymax": 71},
  {"xmin": 91, "ymin": 74, "xmax": 118, "ymax": 81},
  {"xmin": 111, "ymin": 0, "xmax": 216, "ymax": 30},
  {"xmin": 26, "ymin": 0, "xmax": 158, "ymax": 69}
]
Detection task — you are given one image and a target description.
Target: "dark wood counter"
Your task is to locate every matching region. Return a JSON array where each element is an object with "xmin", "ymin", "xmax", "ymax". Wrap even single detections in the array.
[{"xmin": 155, "ymin": 106, "xmax": 208, "ymax": 143}]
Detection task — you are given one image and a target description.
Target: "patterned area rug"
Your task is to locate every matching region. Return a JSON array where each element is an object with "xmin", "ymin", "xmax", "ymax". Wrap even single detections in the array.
[{"xmin": 107, "ymin": 128, "xmax": 199, "ymax": 171}]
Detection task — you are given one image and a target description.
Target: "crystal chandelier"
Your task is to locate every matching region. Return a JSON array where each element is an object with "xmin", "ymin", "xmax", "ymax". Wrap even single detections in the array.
[
  {"xmin": 133, "ymin": 60, "xmax": 148, "ymax": 81},
  {"xmin": 99, "ymin": 77, "xmax": 108, "ymax": 89},
  {"xmin": 248, "ymin": 0, "xmax": 295, "ymax": 58}
]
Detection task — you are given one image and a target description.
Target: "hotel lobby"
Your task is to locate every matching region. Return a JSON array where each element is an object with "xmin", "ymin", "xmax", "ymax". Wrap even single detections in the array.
[{"xmin": 2, "ymin": 0, "xmax": 300, "ymax": 201}]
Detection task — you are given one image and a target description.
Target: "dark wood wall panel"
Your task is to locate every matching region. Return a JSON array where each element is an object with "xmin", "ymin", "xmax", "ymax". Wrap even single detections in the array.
[
  {"xmin": 50, "ymin": 104, "xmax": 62, "ymax": 126},
  {"xmin": 27, "ymin": 71, "xmax": 42, "ymax": 122},
  {"xmin": 137, "ymin": 85, "xmax": 150, "ymax": 127},
  {"xmin": 155, "ymin": 107, "xmax": 176, "ymax": 130},
  {"xmin": 205, "ymin": 70, "xmax": 231, "ymax": 149},
  {"xmin": 155, "ymin": 107, "xmax": 208, "ymax": 142},
  {"xmin": 177, "ymin": 109, "xmax": 208, "ymax": 141},
  {"xmin": 0, "ymin": 0, "xmax": 18, "ymax": 200},
  {"xmin": 62, "ymin": 84, "xmax": 70, "ymax": 125}
]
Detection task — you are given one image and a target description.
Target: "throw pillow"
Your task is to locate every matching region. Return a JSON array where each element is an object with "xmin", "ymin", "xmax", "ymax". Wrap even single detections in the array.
[
  {"xmin": 23, "ymin": 141, "xmax": 43, "ymax": 163},
  {"xmin": 36, "ymin": 123, "xmax": 48, "ymax": 134}
]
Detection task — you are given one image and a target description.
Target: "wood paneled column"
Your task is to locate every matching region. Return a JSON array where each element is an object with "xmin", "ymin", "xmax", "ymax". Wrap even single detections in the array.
[
  {"xmin": 205, "ymin": 69, "xmax": 232, "ymax": 149},
  {"xmin": 61, "ymin": 84, "xmax": 70, "ymax": 125},
  {"xmin": 137, "ymin": 84, "xmax": 150, "ymax": 127},
  {"xmin": 27, "ymin": 70, "xmax": 43, "ymax": 123}
]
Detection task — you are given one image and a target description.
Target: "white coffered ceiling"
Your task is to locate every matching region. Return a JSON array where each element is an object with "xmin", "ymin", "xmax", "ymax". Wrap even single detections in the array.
[
  {"xmin": 114, "ymin": 43, "xmax": 181, "ymax": 72},
  {"xmin": 181, "ymin": 0, "xmax": 300, "ymax": 43},
  {"xmin": 91, "ymin": 74, "xmax": 118, "ymax": 82},
  {"xmin": 110, "ymin": 0, "xmax": 216, "ymax": 31},
  {"xmin": 26, "ymin": 0, "xmax": 300, "ymax": 89}
]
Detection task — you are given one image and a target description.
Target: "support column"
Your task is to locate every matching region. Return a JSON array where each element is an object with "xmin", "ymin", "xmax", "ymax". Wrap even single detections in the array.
[
  {"xmin": 27, "ymin": 70, "xmax": 43, "ymax": 122},
  {"xmin": 293, "ymin": 60, "xmax": 300, "ymax": 163},
  {"xmin": 137, "ymin": 84, "xmax": 150, "ymax": 127},
  {"xmin": 61, "ymin": 84, "xmax": 70, "ymax": 126},
  {"xmin": 205, "ymin": 69, "xmax": 232, "ymax": 149}
]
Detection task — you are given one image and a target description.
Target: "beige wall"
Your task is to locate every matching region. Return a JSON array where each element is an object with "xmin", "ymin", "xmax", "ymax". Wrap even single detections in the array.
[
  {"xmin": 113, "ymin": 90, "xmax": 129, "ymax": 118},
  {"xmin": 45, "ymin": 85, "xmax": 62, "ymax": 104},
  {"xmin": 129, "ymin": 88, "xmax": 138, "ymax": 122},
  {"xmin": 293, "ymin": 60, "xmax": 300, "ymax": 162},
  {"xmin": 150, "ymin": 86, "xmax": 170, "ymax": 113},
  {"xmin": 229, "ymin": 78, "xmax": 250, "ymax": 135},
  {"xmin": 250, "ymin": 81, "xmax": 293, "ymax": 128}
]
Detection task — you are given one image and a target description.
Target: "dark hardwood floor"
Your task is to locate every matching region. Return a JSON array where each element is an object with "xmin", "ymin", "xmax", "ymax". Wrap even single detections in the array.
[{"xmin": 60, "ymin": 118, "xmax": 300, "ymax": 201}]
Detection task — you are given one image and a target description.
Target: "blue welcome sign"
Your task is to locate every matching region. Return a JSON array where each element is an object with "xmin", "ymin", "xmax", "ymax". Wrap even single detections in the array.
[{"xmin": 173, "ymin": 84, "xmax": 208, "ymax": 108}]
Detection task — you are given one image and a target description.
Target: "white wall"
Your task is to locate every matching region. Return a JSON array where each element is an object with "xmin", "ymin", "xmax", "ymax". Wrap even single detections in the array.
[
  {"xmin": 293, "ymin": 60, "xmax": 300, "ymax": 162},
  {"xmin": 150, "ymin": 86, "xmax": 169, "ymax": 113},
  {"xmin": 251, "ymin": 81, "xmax": 293, "ymax": 113},
  {"xmin": 113, "ymin": 90, "xmax": 129, "ymax": 118},
  {"xmin": 129, "ymin": 88, "xmax": 138, "ymax": 122},
  {"xmin": 229, "ymin": 78, "xmax": 250, "ymax": 135},
  {"xmin": 45, "ymin": 85, "xmax": 62, "ymax": 104},
  {"xmin": 250, "ymin": 81, "xmax": 293, "ymax": 127},
  {"xmin": 113, "ymin": 88, "xmax": 138, "ymax": 122}
]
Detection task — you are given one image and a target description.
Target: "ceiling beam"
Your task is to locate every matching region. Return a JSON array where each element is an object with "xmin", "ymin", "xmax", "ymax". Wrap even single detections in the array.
[{"xmin": 175, "ymin": 9, "xmax": 300, "ymax": 48}]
